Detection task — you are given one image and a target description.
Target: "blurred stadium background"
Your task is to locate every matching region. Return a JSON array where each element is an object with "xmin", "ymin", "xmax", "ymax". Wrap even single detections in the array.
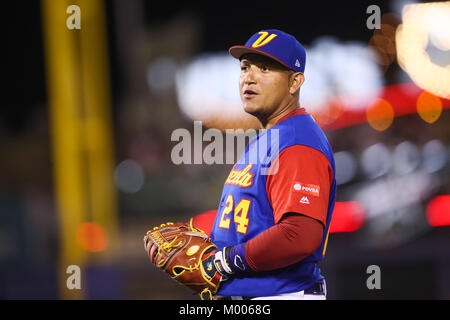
[{"xmin": 2, "ymin": 0, "xmax": 450, "ymax": 299}]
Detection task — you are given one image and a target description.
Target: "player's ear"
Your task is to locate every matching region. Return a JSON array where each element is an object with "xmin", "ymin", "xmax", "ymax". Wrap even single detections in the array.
[{"xmin": 289, "ymin": 72, "xmax": 304, "ymax": 95}]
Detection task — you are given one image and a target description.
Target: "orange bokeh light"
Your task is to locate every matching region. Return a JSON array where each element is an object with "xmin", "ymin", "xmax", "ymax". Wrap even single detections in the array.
[
  {"xmin": 76, "ymin": 222, "xmax": 109, "ymax": 252},
  {"xmin": 366, "ymin": 98, "xmax": 394, "ymax": 131},
  {"xmin": 313, "ymin": 99, "xmax": 344, "ymax": 127},
  {"xmin": 416, "ymin": 91, "xmax": 442, "ymax": 124}
]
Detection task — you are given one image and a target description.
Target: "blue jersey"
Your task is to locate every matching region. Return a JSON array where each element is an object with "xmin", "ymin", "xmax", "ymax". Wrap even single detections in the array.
[{"xmin": 210, "ymin": 113, "xmax": 336, "ymax": 297}]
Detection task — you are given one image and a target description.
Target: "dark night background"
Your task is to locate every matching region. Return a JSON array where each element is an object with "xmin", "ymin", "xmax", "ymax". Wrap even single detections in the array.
[{"xmin": 1, "ymin": 0, "xmax": 449, "ymax": 301}]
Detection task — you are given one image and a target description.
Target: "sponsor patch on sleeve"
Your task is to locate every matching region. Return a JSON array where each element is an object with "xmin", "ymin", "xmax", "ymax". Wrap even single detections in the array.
[{"xmin": 292, "ymin": 181, "xmax": 320, "ymax": 197}]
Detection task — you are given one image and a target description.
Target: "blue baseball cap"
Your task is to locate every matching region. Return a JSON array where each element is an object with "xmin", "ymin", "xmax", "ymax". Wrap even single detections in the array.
[{"xmin": 229, "ymin": 29, "xmax": 306, "ymax": 73}]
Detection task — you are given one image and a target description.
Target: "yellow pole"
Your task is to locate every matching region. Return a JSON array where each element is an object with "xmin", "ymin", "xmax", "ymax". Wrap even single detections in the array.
[
  {"xmin": 78, "ymin": 0, "xmax": 120, "ymax": 263},
  {"xmin": 41, "ymin": 0, "xmax": 87, "ymax": 299},
  {"xmin": 42, "ymin": 0, "xmax": 120, "ymax": 298}
]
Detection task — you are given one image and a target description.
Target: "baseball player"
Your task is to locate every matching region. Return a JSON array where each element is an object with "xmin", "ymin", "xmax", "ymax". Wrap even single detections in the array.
[{"xmin": 191, "ymin": 29, "xmax": 337, "ymax": 300}]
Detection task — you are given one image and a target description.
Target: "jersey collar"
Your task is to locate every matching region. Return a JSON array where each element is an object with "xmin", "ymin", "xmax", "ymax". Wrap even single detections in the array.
[{"xmin": 273, "ymin": 107, "xmax": 308, "ymax": 126}]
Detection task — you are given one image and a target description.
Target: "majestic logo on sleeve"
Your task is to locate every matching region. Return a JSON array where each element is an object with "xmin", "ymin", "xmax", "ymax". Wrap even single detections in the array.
[{"xmin": 225, "ymin": 164, "xmax": 255, "ymax": 188}]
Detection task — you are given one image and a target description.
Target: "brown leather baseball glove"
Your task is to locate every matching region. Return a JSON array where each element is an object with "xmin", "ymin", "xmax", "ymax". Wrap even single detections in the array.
[{"xmin": 143, "ymin": 220, "xmax": 223, "ymax": 299}]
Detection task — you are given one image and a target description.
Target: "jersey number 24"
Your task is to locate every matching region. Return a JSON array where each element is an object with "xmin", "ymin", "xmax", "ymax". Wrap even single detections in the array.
[{"xmin": 218, "ymin": 194, "xmax": 251, "ymax": 234}]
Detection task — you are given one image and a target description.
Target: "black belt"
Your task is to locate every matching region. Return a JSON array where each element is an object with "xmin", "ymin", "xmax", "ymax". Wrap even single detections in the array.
[{"xmin": 218, "ymin": 280, "xmax": 326, "ymax": 300}]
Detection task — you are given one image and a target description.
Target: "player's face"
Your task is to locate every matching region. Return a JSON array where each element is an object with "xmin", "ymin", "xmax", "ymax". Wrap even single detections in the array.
[{"xmin": 239, "ymin": 54, "xmax": 292, "ymax": 118}]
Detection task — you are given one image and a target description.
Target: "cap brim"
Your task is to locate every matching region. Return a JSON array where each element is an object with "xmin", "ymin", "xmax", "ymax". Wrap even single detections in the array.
[{"xmin": 228, "ymin": 45, "xmax": 292, "ymax": 71}]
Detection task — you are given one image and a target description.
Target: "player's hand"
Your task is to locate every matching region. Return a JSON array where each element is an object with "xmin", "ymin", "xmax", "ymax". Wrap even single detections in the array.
[
  {"xmin": 144, "ymin": 221, "xmax": 223, "ymax": 300},
  {"xmin": 201, "ymin": 247, "xmax": 234, "ymax": 283}
]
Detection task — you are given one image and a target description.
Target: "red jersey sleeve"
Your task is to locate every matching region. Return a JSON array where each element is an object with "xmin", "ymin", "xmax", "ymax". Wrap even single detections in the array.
[
  {"xmin": 190, "ymin": 210, "xmax": 217, "ymax": 237},
  {"xmin": 266, "ymin": 145, "xmax": 333, "ymax": 226},
  {"xmin": 245, "ymin": 213, "xmax": 324, "ymax": 271}
]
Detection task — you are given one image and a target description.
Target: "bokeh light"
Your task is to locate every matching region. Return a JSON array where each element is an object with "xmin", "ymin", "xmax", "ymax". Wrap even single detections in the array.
[
  {"xmin": 114, "ymin": 159, "xmax": 145, "ymax": 194},
  {"xmin": 426, "ymin": 195, "xmax": 450, "ymax": 227},
  {"xmin": 393, "ymin": 141, "xmax": 420, "ymax": 175},
  {"xmin": 368, "ymin": 13, "xmax": 401, "ymax": 73},
  {"xmin": 361, "ymin": 143, "xmax": 392, "ymax": 179},
  {"xmin": 425, "ymin": 4, "xmax": 450, "ymax": 51},
  {"xmin": 334, "ymin": 151, "xmax": 357, "ymax": 185},
  {"xmin": 329, "ymin": 201, "xmax": 366, "ymax": 233},
  {"xmin": 416, "ymin": 91, "xmax": 443, "ymax": 124},
  {"xmin": 396, "ymin": 2, "xmax": 450, "ymax": 99},
  {"xmin": 366, "ymin": 98, "xmax": 394, "ymax": 131},
  {"xmin": 422, "ymin": 139, "xmax": 447, "ymax": 173},
  {"xmin": 75, "ymin": 222, "xmax": 109, "ymax": 253},
  {"xmin": 147, "ymin": 56, "xmax": 177, "ymax": 92}
]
